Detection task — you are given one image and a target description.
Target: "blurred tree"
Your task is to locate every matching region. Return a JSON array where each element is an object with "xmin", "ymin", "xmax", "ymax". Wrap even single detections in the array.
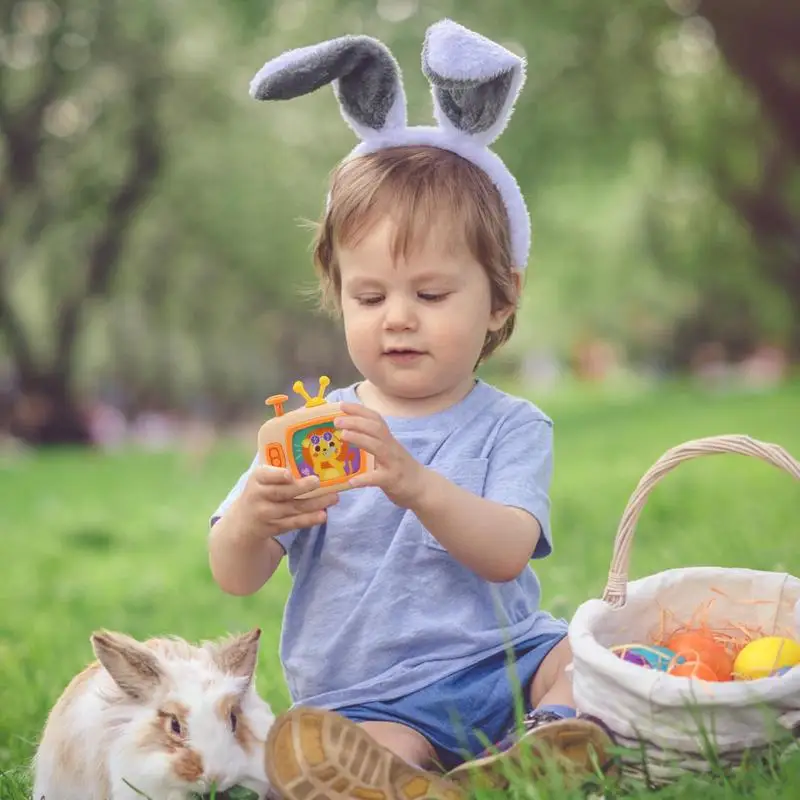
[
  {"xmin": 0, "ymin": 0, "xmax": 166, "ymax": 443},
  {"xmin": 1, "ymin": 0, "xmax": 798, "ymax": 446},
  {"xmin": 696, "ymin": 0, "xmax": 800, "ymax": 355}
]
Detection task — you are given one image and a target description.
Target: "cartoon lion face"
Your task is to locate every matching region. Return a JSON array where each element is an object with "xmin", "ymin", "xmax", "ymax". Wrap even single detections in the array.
[
  {"xmin": 304, "ymin": 428, "xmax": 341, "ymax": 460},
  {"xmin": 301, "ymin": 426, "xmax": 350, "ymax": 479}
]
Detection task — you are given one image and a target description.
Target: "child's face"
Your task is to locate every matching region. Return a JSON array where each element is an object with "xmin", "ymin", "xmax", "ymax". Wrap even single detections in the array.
[{"xmin": 337, "ymin": 215, "xmax": 513, "ymax": 411}]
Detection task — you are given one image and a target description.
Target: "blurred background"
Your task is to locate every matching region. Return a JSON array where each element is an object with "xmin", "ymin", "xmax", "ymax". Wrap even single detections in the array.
[
  {"xmin": 0, "ymin": 0, "xmax": 798, "ymax": 449},
  {"xmin": 2, "ymin": 3, "xmax": 800, "ymax": 787}
]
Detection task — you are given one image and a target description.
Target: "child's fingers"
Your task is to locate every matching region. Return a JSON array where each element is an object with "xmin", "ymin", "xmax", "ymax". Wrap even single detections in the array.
[
  {"xmin": 254, "ymin": 492, "xmax": 335, "ymax": 528},
  {"xmin": 337, "ymin": 402, "xmax": 382, "ymax": 422},
  {"xmin": 346, "ymin": 472, "xmax": 379, "ymax": 490},
  {"xmin": 334, "ymin": 414, "xmax": 385, "ymax": 438},
  {"xmin": 255, "ymin": 470, "xmax": 321, "ymax": 499},
  {"xmin": 274, "ymin": 492, "xmax": 339, "ymax": 518},
  {"xmin": 338, "ymin": 428, "xmax": 386, "ymax": 459},
  {"xmin": 252, "ymin": 465, "xmax": 293, "ymax": 484},
  {"xmin": 270, "ymin": 509, "xmax": 329, "ymax": 533}
]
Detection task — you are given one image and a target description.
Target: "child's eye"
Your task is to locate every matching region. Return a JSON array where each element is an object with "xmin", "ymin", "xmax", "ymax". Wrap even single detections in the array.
[
  {"xmin": 358, "ymin": 295, "xmax": 384, "ymax": 306},
  {"xmin": 418, "ymin": 292, "xmax": 449, "ymax": 302}
]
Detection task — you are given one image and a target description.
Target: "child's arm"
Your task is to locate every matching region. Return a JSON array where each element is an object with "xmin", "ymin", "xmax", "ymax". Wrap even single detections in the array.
[
  {"xmin": 336, "ymin": 402, "xmax": 552, "ymax": 583},
  {"xmin": 208, "ymin": 501, "xmax": 286, "ymax": 595},
  {"xmin": 208, "ymin": 465, "xmax": 338, "ymax": 595},
  {"xmin": 410, "ymin": 471, "xmax": 540, "ymax": 582}
]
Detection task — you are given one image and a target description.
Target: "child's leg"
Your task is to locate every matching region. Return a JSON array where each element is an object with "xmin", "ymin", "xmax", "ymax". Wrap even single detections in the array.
[
  {"xmin": 264, "ymin": 706, "xmax": 465, "ymax": 800},
  {"xmin": 528, "ymin": 637, "xmax": 577, "ymax": 711},
  {"xmin": 359, "ymin": 720, "xmax": 437, "ymax": 768},
  {"xmin": 445, "ymin": 636, "xmax": 615, "ymax": 789}
]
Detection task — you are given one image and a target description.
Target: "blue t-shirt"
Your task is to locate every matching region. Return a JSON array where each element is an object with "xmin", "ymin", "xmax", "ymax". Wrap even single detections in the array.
[{"xmin": 210, "ymin": 379, "xmax": 567, "ymax": 710}]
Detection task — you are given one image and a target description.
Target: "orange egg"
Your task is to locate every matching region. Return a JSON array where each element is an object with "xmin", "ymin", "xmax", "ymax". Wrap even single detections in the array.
[
  {"xmin": 669, "ymin": 661, "xmax": 719, "ymax": 681},
  {"xmin": 666, "ymin": 631, "xmax": 734, "ymax": 681}
]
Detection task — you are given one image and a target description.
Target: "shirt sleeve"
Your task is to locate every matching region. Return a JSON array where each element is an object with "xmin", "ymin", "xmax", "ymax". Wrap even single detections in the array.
[
  {"xmin": 209, "ymin": 452, "xmax": 299, "ymax": 554},
  {"xmin": 483, "ymin": 408, "xmax": 554, "ymax": 560}
]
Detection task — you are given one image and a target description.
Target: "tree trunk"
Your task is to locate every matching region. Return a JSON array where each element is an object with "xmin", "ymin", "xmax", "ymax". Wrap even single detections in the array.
[
  {"xmin": 0, "ymin": 14, "xmax": 164, "ymax": 446},
  {"xmin": 698, "ymin": 0, "xmax": 800, "ymax": 356},
  {"xmin": 8, "ymin": 371, "xmax": 92, "ymax": 446}
]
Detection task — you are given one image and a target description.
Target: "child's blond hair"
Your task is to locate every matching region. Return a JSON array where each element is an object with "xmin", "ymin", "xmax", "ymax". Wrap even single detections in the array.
[{"xmin": 311, "ymin": 145, "xmax": 521, "ymax": 364}]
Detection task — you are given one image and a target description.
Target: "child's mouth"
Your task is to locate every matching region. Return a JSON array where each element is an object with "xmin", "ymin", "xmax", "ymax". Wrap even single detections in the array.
[{"xmin": 384, "ymin": 348, "xmax": 425, "ymax": 361}]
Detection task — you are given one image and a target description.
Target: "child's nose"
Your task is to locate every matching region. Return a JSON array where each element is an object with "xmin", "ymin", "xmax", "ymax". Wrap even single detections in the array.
[{"xmin": 383, "ymin": 296, "xmax": 416, "ymax": 330}]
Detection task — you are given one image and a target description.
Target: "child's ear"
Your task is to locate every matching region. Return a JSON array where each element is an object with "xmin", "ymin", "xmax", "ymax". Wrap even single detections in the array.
[
  {"xmin": 488, "ymin": 270, "xmax": 522, "ymax": 331},
  {"xmin": 488, "ymin": 304, "xmax": 514, "ymax": 332}
]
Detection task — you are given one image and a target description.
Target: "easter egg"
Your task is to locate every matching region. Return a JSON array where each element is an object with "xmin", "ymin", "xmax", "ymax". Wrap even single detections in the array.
[
  {"xmin": 616, "ymin": 649, "xmax": 648, "ymax": 667},
  {"xmin": 733, "ymin": 636, "xmax": 800, "ymax": 680},
  {"xmin": 666, "ymin": 631, "xmax": 734, "ymax": 681},
  {"xmin": 621, "ymin": 645, "xmax": 681, "ymax": 671},
  {"xmin": 640, "ymin": 645, "xmax": 682, "ymax": 672},
  {"xmin": 669, "ymin": 661, "xmax": 719, "ymax": 681}
]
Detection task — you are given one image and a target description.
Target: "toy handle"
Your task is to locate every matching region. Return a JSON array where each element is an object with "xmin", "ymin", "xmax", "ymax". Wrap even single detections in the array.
[{"xmin": 602, "ymin": 434, "xmax": 800, "ymax": 608}]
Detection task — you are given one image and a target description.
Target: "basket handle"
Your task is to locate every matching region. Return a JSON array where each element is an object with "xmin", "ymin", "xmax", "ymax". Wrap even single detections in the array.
[{"xmin": 602, "ymin": 434, "xmax": 800, "ymax": 607}]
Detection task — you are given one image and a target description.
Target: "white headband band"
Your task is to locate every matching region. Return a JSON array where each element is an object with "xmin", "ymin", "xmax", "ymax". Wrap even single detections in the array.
[{"xmin": 250, "ymin": 18, "xmax": 531, "ymax": 270}]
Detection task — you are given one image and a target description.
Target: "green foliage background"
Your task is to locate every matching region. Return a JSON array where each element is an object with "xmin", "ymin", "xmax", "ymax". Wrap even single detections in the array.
[{"xmin": 1, "ymin": 0, "xmax": 798, "ymax": 432}]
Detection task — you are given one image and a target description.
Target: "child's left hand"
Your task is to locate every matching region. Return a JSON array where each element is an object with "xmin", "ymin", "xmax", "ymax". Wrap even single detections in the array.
[{"xmin": 334, "ymin": 403, "xmax": 426, "ymax": 509}]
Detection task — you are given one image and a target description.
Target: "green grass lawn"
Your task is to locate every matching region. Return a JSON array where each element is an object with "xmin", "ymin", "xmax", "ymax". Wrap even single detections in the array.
[{"xmin": 2, "ymin": 378, "xmax": 799, "ymax": 798}]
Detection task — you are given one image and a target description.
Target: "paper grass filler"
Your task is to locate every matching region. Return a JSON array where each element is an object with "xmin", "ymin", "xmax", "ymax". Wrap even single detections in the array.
[{"xmin": 248, "ymin": 18, "xmax": 532, "ymax": 271}]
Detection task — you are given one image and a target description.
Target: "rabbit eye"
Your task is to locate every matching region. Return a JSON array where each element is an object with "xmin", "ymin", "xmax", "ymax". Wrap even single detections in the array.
[
  {"xmin": 170, "ymin": 715, "xmax": 182, "ymax": 736},
  {"xmin": 230, "ymin": 711, "xmax": 238, "ymax": 733}
]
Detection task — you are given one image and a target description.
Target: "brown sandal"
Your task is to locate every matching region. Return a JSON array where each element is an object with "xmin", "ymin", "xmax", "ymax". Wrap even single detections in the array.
[
  {"xmin": 264, "ymin": 706, "xmax": 466, "ymax": 800},
  {"xmin": 446, "ymin": 714, "xmax": 615, "ymax": 791}
]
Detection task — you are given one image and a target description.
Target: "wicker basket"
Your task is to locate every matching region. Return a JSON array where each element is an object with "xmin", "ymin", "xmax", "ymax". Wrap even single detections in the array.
[{"xmin": 568, "ymin": 434, "xmax": 800, "ymax": 784}]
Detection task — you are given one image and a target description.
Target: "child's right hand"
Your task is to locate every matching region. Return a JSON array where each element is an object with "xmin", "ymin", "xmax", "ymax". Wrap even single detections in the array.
[{"xmin": 237, "ymin": 466, "xmax": 338, "ymax": 538}]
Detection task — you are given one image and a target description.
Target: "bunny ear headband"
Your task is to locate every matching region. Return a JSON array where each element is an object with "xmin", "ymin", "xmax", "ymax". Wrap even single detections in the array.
[{"xmin": 249, "ymin": 18, "xmax": 531, "ymax": 270}]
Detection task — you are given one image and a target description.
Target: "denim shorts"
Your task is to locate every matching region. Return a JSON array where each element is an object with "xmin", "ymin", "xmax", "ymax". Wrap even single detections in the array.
[{"xmin": 335, "ymin": 630, "xmax": 567, "ymax": 770}]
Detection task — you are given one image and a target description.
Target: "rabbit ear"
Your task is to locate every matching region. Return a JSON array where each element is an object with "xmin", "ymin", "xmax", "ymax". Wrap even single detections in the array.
[
  {"xmin": 249, "ymin": 35, "xmax": 406, "ymax": 140},
  {"xmin": 422, "ymin": 19, "xmax": 526, "ymax": 146},
  {"xmin": 213, "ymin": 628, "xmax": 261, "ymax": 683},
  {"xmin": 91, "ymin": 630, "xmax": 164, "ymax": 701}
]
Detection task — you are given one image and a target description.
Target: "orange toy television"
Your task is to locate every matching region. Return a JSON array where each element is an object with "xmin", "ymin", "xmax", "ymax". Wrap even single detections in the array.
[{"xmin": 257, "ymin": 376, "xmax": 375, "ymax": 499}]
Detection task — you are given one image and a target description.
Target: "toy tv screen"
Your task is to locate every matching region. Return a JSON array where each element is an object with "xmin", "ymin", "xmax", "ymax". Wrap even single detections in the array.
[{"xmin": 290, "ymin": 421, "xmax": 363, "ymax": 481}]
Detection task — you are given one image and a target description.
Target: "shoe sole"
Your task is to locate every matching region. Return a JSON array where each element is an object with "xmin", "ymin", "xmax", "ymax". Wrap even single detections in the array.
[
  {"xmin": 446, "ymin": 718, "xmax": 615, "ymax": 791},
  {"xmin": 264, "ymin": 706, "xmax": 466, "ymax": 800}
]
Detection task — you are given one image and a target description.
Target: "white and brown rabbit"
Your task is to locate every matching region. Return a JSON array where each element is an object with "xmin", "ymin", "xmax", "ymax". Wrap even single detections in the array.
[{"xmin": 32, "ymin": 627, "xmax": 276, "ymax": 800}]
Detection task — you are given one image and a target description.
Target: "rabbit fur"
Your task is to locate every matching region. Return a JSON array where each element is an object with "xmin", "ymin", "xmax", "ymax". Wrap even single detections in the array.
[{"xmin": 31, "ymin": 627, "xmax": 275, "ymax": 800}]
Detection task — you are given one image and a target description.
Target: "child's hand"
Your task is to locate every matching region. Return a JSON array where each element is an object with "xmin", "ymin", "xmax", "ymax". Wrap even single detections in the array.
[
  {"xmin": 237, "ymin": 466, "xmax": 338, "ymax": 538},
  {"xmin": 334, "ymin": 403, "xmax": 426, "ymax": 509}
]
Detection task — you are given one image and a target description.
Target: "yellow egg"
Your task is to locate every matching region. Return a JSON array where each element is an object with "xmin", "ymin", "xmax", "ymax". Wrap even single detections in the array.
[{"xmin": 733, "ymin": 636, "xmax": 800, "ymax": 680}]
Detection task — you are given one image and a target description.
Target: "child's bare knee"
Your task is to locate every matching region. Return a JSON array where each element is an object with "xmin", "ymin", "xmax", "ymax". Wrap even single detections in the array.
[
  {"xmin": 529, "ymin": 637, "xmax": 574, "ymax": 704},
  {"xmin": 358, "ymin": 720, "xmax": 436, "ymax": 768}
]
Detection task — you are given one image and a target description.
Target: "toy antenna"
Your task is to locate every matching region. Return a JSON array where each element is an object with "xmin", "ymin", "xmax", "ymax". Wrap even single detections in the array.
[{"xmin": 293, "ymin": 376, "xmax": 331, "ymax": 408}]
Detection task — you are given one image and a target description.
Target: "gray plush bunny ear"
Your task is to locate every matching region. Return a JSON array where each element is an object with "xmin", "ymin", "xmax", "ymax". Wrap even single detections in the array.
[
  {"xmin": 422, "ymin": 19, "xmax": 526, "ymax": 146},
  {"xmin": 249, "ymin": 35, "xmax": 407, "ymax": 140}
]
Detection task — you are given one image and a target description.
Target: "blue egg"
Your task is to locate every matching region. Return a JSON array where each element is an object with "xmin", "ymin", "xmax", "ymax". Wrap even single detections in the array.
[{"xmin": 627, "ymin": 645, "xmax": 683, "ymax": 672}]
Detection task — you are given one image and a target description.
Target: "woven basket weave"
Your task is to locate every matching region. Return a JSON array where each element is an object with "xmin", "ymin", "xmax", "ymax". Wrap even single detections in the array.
[{"xmin": 568, "ymin": 434, "xmax": 800, "ymax": 784}]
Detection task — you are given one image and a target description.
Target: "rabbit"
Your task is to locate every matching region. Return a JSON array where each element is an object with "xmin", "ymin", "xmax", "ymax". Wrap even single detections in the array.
[{"xmin": 31, "ymin": 627, "xmax": 276, "ymax": 800}]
